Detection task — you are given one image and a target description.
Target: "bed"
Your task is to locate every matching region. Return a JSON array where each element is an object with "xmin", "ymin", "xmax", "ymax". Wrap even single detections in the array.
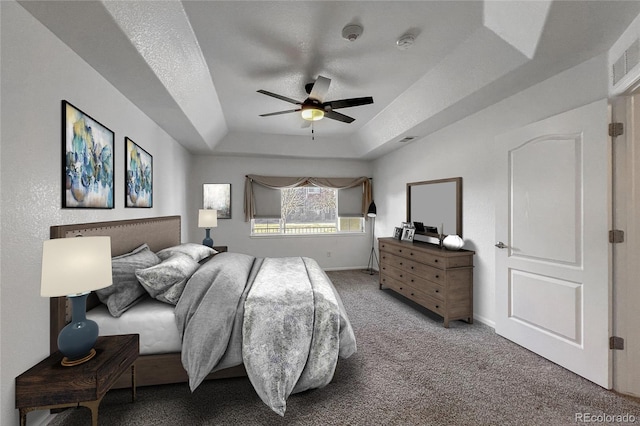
[{"xmin": 49, "ymin": 215, "xmax": 356, "ymax": 415}]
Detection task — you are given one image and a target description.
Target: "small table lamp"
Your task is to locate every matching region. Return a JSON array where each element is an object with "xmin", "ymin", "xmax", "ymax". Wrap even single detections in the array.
[
  {"xmin": 41, "ymin": 236, "xmax": 112, "ymax": 366},
  {"xmin": 198, "ymin": 209, "xmax": 218, "ymax": 247}
]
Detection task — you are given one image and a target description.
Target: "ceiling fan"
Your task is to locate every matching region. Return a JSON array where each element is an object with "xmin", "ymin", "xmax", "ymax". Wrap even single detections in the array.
[{"xmin": 257, "ymin": 76, "xmax": 373, "ymax": 124}]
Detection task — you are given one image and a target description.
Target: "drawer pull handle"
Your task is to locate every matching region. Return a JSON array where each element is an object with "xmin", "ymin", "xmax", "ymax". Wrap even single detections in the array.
[
  {"xmin": 399, "ymin": 287, "xmax": 403, "ymax": 290},
  {"xmin": 399, "ymin": 262, "xmax": 403, "ymax": 265},
  {"xmin": 435, "ymin": 305, "xmax": 439, "ymax": 309},
  {"xmin": 399, "ymin": 274, "xmax": 403, "ymax": 278},
  {"xmin": 399, "ymin": 249, "xmax": 402, "ymax": 253},
  {"xmin": 410, "ymin": 266, "xmax": 414, "ymax": 269},
  {"xmin": 411, "ymin": 279, "xmax": 414, "ymax": 283},
  {"xmin": 410, "ymin": 293, "xmax": 414, "ymax": 296},
  {"xmin": 435, "ymin": 289, "xmax": 439, "ymax": 293},
  {"xmin": 435, "ymin": 275, "xmax": 439, "ymax": 278},
  {"xmin": 410, "ymin": 253, "xmax": 414, "ymax": 256},
  {"xmin": 434, "ymin": 259, "xmax": 438, "ymax": 263}
]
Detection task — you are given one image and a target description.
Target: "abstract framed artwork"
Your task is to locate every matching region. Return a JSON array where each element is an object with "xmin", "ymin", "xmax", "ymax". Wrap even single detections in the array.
[
  {"xmin": 62, "ymin": 100, "xmax": 115, "ymax": 208},
  {"xmin": 203, "ymin": 183, "xmax": 231, "ymax": 219},
  {"xmin": 125, "ymin": 137, "xmax": 153, "ymax": 208}
]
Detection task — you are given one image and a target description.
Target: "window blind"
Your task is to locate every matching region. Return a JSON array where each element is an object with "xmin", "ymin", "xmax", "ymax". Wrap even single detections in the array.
[
  {"xmin": 338, "ymin": 186, "xmax": 364, "ymax": 217},
  {"xmin": 252, "ymin": 183, "xmax": 281, "ymax": 218}
]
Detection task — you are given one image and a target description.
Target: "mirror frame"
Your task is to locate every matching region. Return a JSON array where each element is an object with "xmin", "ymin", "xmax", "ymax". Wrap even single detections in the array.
[{"xmin": 406, "ymin": 177, "xmax": 463, "ymax": 239}]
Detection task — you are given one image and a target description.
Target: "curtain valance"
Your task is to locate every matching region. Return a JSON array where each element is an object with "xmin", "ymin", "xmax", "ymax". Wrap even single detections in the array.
[{"xmin": 244, "ymin": 174, "xmax": 372, "ymax": 222}]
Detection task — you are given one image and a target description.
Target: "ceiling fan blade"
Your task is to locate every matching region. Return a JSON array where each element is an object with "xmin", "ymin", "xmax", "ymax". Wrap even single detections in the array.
[
  {"xmin": 259, "ymin": 109, "xmax": 301, "ymax": 117},
  {"xmin": 309, "ymin": 76, "xmax": 331, "ymax": 103},
  {"xmin": 324, "ymin": 110, "xmax": 355, "ymax": 123},
  {"xmin": 326, "ymin": 96, "xmax": 374, "ymax": 110},
  {"xmin": 257, "ymin": 90, "xmax": 301, "ymax": 105}
]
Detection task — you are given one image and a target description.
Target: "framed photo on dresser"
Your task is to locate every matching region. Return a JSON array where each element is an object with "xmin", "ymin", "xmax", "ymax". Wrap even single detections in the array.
[
  {"xmin": 393, "ymin": 227, "xmax": 403, "ymax": 240},
  {"xmin": 401, "ymin": 228, "xmax": 415, "ymax": 242}
]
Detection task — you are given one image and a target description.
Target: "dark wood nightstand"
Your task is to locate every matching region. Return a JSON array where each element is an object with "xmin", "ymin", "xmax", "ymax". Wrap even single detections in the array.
[
  {"xmin": 200, "ymin": 246, "xmax": 228, "ymax": 265},
  {"xmin": 16, "ymin": 334, "xmax": 139, "ymax": 426}
]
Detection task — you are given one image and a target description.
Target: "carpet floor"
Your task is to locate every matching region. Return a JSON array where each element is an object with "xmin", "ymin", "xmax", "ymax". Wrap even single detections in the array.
[{"xmin": 49, "ymin": 270, "xmax": 640, "ymax": 425}]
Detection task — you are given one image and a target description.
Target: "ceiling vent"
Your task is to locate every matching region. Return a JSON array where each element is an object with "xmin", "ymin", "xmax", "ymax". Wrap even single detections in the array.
[
  {"xmin": 613, "ymin": 39, "xmax": 640, "ymax": 86},
  {"xmin": 398, "ymin": 136, "xmax": 416, "ymax": 143}
]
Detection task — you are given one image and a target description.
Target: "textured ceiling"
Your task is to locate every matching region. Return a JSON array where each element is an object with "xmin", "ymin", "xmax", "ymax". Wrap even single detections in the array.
[{"xmin": 19, "ymin": 1, "xmax": 640, "ymax": 159}]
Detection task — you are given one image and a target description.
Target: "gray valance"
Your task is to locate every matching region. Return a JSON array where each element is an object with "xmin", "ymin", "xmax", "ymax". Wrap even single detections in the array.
[{"xmin": 244, "ymin": 175, "xmax": 372, "ymax": 222}]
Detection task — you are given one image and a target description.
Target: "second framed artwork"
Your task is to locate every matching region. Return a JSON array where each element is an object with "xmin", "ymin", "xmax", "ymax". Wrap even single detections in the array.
[
  {"xmin": 125, "ymin": 137, "xmax": 153, "ymax": 208},
  {"xmin": 203, "ymin": 183, "xmax": 231, "ymax": 219}
]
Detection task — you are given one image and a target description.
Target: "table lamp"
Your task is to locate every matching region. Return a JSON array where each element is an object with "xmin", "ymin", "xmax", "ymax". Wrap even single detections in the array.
[
  {"xmin": 198, "ymin": 209, "xmax": 218, "ymax": 247},
  {"xmin": 41, "ymin": 236, "xmax": 112, "ymax": 366}
]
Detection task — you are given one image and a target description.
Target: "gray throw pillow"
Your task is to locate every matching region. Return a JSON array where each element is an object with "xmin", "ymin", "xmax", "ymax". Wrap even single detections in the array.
[
  {"xmin": 156, "ymin": 243, "xmax": 217, "ymax": 262},
  {"xmin": 96, "ymin": 244, "xmax": 161, "ymax": 317},
  {"xmin": 136, "ymin": 253, "xmax": 200, "ymax": 305}
]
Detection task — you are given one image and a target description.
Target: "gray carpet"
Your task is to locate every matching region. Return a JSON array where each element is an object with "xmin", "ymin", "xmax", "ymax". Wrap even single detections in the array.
[{"xmin": 50, "ymin": 270, "xmax": 640, "ymax": 425}]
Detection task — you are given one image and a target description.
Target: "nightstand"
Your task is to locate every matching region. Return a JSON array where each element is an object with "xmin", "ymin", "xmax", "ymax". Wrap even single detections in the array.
[
  {"xmin": 213, "ymin": 245, "xmax": 228, "ymax": 254},
  {"xmin": 16, "ymin": 334, "xmax": 139, "ymax": 426}
]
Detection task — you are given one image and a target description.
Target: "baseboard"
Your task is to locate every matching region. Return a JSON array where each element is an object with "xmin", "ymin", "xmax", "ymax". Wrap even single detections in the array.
[
  {"xmin": 473, "ymin": 313, "xmax": 495, "ymax": 329},
  {"xmin": 324, "ymin": 266, "xmax": 376, "ymax": 272}
]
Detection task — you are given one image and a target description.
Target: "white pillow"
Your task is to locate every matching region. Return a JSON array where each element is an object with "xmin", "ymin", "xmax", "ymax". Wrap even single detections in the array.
[{"xmin": 156, "ymin": 243, "xmax": 217, "ymax": 262}]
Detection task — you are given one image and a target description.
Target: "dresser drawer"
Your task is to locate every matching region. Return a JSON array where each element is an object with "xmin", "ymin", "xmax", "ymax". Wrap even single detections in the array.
[
  {"xmin": 380, "ymin": 264, "xmax": 444, "ymax": 302},
  {"xmin": 380, "ymin": 252, "xmax": 445, "ymax": 285},
  {"xmin": 381, "ymin": 275, "xmax": 445, "ymax": 317},
  {"xmin": 380, "ymin": 242, "xmax": 446, "ymax": 268}
]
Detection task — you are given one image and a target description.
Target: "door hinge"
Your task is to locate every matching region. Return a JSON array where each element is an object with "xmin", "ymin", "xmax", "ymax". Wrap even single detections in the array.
[
  {"xmin": 609, "ymin": 229, "xmax": 625, "ymax": 243},
  {"xmin": 609, "ymin": 122, "xmax": 624, "ymax": 137},
  {"xmin": 610, "ymin": 336, "xmax": 625, "ymax": 350}
]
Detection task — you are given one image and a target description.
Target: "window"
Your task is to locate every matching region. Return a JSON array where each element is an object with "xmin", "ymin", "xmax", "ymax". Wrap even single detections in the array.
[{"xmin": 251, "ymin": 187, "xmax": 364, "ymax": 235}]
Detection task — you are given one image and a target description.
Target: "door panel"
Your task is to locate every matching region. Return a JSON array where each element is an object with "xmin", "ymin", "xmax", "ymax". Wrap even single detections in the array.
[{"xmin": 496, "ymin": 99, "xmax": 610, "ymax": 388}]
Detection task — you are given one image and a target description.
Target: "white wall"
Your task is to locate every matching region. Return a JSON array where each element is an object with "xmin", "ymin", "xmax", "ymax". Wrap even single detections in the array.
[
  {"xmin": 0, "ymin": 3, "xmax": 191, "ymax": 425},
  {"xmin": 373, "ymin": 53, "xmax": 610, "ymax": 327},
  {"xmin": 188, "ymin": 155, "xmax": 372, "ymax": 270}
]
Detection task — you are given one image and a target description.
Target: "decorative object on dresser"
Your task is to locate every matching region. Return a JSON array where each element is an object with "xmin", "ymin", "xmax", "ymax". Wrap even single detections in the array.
[
  {"xmin": 198, "ymin": 209, "xmax": 218, "ymax": 247},
  {"xmin": 62, "ymin": 100, "xmax": 114, "ymax": 209},
  {"xmin": 16, "ymin": 334, "xmax": 139, "ymax": 426},
  {"xmin": 443, "ymin": 234, "xmax": 465, "ymax": 250},
  {"xmin": 378, "ymin": 237, "xmax": 474, "ymax": 328},
  {"xmin": 365, "ymin": 201, "xmax": 379, "ymax": 275},
  {"xmin": 125, "ymin": 137, "xmax": 153, "ymax": 208},
  {"xmin": 40, "ymin": 236, "xmax": 113, "ymax": 365}
]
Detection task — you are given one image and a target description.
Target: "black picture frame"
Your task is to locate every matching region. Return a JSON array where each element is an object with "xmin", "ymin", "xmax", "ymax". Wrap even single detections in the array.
[
  {"xmin": 62, "ymin": 100, "xmax": 115, "ymax": 209},
  {"xmin": 393, "ymin": 227, "xmax": 403, "ymax": 240},
  {"xmin": 125, "ymin": 137, "xmax": 153, "ymax": 208}
]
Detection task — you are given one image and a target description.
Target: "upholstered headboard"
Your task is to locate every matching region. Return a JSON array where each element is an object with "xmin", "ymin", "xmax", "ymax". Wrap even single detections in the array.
[{"xmin": 49, "ymin": 215, "xmax": 181, "ymax": 353}]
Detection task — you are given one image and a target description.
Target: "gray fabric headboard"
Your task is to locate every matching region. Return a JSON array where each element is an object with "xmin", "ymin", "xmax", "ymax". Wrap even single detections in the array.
[{"xmin": 48, "ymin": 215, "xmax": 181, "ymax": 353}]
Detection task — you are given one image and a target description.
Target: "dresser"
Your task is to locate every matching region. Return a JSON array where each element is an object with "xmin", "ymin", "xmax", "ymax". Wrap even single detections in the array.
[{"xmin": 378, "ymin": 237, "xmax": 474, "ymax": 328}]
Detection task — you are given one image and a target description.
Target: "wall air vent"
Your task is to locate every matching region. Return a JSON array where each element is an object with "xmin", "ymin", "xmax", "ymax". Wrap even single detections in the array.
[
  {"xmin": 613, "ymin": 39, "xmax": 640, "ymax": 86},
  {"xmin": 398, "ymin": 136, "xmax": 416, "ymax": 143}
]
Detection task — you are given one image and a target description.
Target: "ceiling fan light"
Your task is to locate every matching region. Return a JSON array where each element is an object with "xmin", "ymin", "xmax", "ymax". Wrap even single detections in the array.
[{"xmin": 301, "ymin": 108, "xmax": 324, "ymax": 121}]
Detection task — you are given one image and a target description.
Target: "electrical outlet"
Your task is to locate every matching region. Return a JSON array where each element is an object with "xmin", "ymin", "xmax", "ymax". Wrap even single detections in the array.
[{"xmin": 326, "ymin": 251, "xmax": 331, "ymax": 257}]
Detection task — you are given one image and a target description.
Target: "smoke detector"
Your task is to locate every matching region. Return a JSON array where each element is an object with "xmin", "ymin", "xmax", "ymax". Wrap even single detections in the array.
[
  {"xmin": 342, "ymin": 24, "xmax": 363, "ymax": 42},
  {"xmin": 396, "ymin": 34, "xmax": 415, "ymax": 50}
]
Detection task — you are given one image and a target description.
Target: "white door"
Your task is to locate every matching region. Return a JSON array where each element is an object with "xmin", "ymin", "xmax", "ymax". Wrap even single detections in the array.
[
  {"xmin": 612, "ymin": 93, "xmax": 640, "ymax": 397},
  {"xmin": 495, "ymin": 99, "xmax": 611, "ymax": 388}
]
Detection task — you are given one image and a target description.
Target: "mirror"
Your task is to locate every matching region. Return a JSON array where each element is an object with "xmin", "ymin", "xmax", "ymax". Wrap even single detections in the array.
[{"xmin": 407, "ymin": 177, "xmax": 462, "ymax": 239}]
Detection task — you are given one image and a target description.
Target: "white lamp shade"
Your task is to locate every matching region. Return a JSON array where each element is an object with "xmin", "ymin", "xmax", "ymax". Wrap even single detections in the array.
[
  {"xmin": 41, "ymin": 236, "xmax": 113, "ymax": 297},
  {"xmin": 198, "ymin": 209, "xmax": 218, "ymax": 228}
]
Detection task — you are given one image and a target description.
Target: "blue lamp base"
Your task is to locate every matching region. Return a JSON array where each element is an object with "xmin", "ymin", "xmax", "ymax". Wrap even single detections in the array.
[
  {"xmin": 202, "ymin": 228, "xmax": 214, "ymax": 248},
  {"xmin": 58, "ymin": 293, "xmax": 99, "ymax": 366}
]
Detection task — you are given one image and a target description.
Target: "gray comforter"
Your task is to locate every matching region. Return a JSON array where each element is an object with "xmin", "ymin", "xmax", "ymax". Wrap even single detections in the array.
[{"xmin": 174, "ymin": 252, "xmax": 357, "ymax": 416}]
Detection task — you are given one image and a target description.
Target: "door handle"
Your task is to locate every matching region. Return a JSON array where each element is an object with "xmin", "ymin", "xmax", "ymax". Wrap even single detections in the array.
[{"xmin": 495, "ymin": 241, "xmax": 508, "ymax": 249}]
